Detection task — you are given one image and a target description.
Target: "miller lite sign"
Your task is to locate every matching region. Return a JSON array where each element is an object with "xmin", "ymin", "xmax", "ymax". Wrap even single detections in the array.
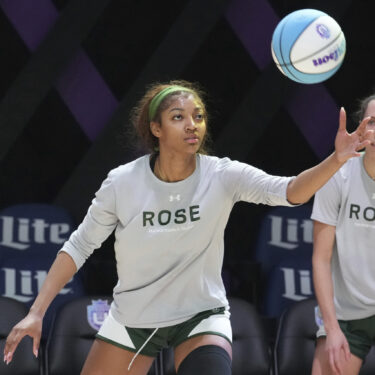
[
  {"xmin": 0, "ymin": 204, "xmax": 84, "ymax": 336},
  {"xmin": 254, "ymin": 204, "xmax": 315, "ymax": 317}
]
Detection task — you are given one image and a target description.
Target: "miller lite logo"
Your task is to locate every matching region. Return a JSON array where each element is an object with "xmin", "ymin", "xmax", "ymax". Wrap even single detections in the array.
[
  {"xmin": 0, "ymin": 215, "xmax": 70, "ymax": 250},
  {"xmin": 262, "ymin": 260, "xmax": 314, "ymax": 317},
  {"xmin": 0, "ymin": 204, "xmax": 78, "ymax": 303},
  {"xmin": 255, "ymin": 206, "xmax": 314, "ymax": 270},
  {"xmin": 256, "ymin": 206, "xmax": 315, "ymax": 317},
  {"xmin": 268, "ymin": 215, "xmax": 313, "ymax": 249},
  {"xmin": 281, "ymin": 267, "xmax": 313, "ymax": 301},
  {"xmin": 2, "ymin": 267, "xmax": 73, "ymax": 302}
]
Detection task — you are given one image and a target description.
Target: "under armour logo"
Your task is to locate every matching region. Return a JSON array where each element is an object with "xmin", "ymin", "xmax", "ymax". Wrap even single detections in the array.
[{"xmin": 169, "ymin": 194, "xmax": 181, "ymax": 202}]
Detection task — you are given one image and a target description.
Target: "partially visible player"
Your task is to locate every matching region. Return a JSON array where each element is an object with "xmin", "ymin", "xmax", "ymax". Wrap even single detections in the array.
[
  {"xmin": 312, "ymin": 93, "xmax": 375, "ymax": 375},
  {"xmin": 4, "ymin": 80, "xmax": 373, "ymax": 375}
]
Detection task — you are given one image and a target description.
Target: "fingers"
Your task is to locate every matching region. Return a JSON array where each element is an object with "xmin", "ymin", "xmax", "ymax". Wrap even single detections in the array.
[
  {"xmin": 33, "ymin": 337, "xmax": 40, "ymax": 358},
  {"xmin": 328, "ymin": 342, "xmax": 352, "ymax": 375},
  {"xmin": 4, "ymin": 313, "xmax": 43, "ymax": 365},
  {"xmin": 354, "ymin": 128, "xmax": 373, "ymax": 151},
  {"xmin": 355, "ymin": 140, "xmax": 370, "ymax": 151},
  {"xmin": 338, "ymin": 107, "xmax": 346, "ymax": 132},
  {"xmin": 3, "ymin": 327, "xmax": 40, "ymax": 364},
  {"xmin": 4, "ymin": 329, "xmax": 24, "ymax": 365},
  {"xmin": 343, "ymin": 340, "xmax": 351, "ymax": 362},
  {"xmin": 355, "ymin": 116, "xmax": 371, "ymax": 137},
  {"xmin": 364, "ymin": 128, "xmax": 375, "ymax": 141},
  {"xmin": 328, "ymin": 348, "xmax": 342, "ymax": 375}
]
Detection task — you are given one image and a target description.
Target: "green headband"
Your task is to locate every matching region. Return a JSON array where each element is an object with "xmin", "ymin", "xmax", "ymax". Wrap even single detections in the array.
[{"xmin": 148, "ymin": 85, "xmax": 193, "ymax": 121}]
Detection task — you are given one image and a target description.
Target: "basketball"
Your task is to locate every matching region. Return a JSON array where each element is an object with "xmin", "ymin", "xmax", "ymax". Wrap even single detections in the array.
[{"xmin": 271, "ymin": 9, "xmax": 346, "ymax": 84}]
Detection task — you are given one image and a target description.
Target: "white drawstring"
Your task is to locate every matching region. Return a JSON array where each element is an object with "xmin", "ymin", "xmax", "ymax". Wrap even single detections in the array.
[{"xmin": 128, "ymin": 328, "xmax": 159, "ymax": 371}]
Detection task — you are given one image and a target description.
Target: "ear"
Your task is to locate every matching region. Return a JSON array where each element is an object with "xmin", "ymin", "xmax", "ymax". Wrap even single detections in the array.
[{"xmin": 150, "ymin": 121, "xmax": 161, "ymax": 138}]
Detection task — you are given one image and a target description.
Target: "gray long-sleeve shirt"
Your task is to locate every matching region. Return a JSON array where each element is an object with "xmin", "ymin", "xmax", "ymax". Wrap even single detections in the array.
[
  {"xmin": 61, "ymin": 154, "xmax": 294, "ymax": 328},
  {"xmin": 312, "ymin": 155, "xmax": 375, "ymax": 320}
]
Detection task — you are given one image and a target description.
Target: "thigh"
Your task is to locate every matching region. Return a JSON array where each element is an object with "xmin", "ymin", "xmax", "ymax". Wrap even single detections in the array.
[
  {"xmin": 312, "ymin": 337, "xmax": 363, "ymax": 375},
  {"xmin": 81, "ymin": 339, "xmax": 155, "ymax": 375},
  {"xmin": 174, "ymin": 334, "xmax": 232, "ymax": 372},
  {"xmin": 171, "ymin": 308, "xmax": 232, "ymax": 371}
]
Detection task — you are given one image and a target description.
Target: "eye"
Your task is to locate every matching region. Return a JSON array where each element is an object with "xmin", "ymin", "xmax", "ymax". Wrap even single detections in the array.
[
  {"xmin": 173, "ymin": 114, "xmax": 183, "ymax": 120},
  {"xmin": 195, "ymin": 113, "xmax": 204, "ymax": 121}
]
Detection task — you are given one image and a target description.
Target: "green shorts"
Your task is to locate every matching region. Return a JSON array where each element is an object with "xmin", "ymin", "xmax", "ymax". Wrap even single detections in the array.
[
  {"xmin": 315, "ymin": 307, "xmax": 375, "ymax": 360},
  {"xmin": 337, "ymin": 317, "xmax": 375, "ymax": 360},
  {"xmin": 96, "ymin": 307, "xmax": 232, "ymax": 357}
]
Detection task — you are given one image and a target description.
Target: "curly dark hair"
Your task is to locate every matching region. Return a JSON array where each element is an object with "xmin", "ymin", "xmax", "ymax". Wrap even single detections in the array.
[{"xmin": 130, "ymin": 80, "xmax": 212, "ymax": 154}]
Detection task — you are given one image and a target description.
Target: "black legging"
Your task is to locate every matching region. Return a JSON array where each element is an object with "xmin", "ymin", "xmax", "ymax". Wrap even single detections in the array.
[{"xmin": 177, "ymin": 345, "xmax": 232, "ymax": 375}]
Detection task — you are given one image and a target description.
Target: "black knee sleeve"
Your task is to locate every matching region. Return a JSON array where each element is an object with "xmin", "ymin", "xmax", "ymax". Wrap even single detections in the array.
[{"xmin": 177, "ymin": 345, "xmax": 232, "ymax": 375}]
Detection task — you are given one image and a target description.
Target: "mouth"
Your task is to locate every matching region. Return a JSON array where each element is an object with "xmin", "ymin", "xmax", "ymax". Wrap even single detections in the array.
[{"xmin": 184, "ymin": 136, "xmax": 199, "ymax": 144}]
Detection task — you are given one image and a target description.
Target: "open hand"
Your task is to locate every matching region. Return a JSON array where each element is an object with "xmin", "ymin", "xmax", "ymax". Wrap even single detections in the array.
[
  {"xmin": 325, "ymin": 328, "xmax": 351, "ymax": 375},
  {"xmin": 3, "ymin": 312, "xmax": 42, "ymax": 365},
  {"xmin": 334, "ymin": 107, "xmax": 374, "ymax": 163}
]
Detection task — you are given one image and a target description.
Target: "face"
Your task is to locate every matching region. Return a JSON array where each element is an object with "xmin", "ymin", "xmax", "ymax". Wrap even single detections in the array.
[
  {"xmin": 150, "ymin": 94, "xmax": 206, "ymax": 155},
  {"xmin": 363, "ymin": 99, "xmax": 375, "ymax": 152}
]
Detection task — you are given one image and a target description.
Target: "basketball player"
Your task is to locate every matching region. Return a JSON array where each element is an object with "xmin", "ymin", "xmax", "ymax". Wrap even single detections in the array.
[
  {"xmin": 4, "ymin": 81, "xmax": 373, "ymax": 375},
  {"xmin": 312, "ymin": 94, "xmax": 375, "ymax": 375}
]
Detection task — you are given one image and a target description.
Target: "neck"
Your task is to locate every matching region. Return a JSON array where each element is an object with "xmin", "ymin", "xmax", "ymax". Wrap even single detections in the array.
[
  {"xmin": 363, "ymin": 151, "xmax": 375, "ymax": 181},
  {"xmin": 154, "ymin": 153, "xmax": 196, "ymax": 182}
]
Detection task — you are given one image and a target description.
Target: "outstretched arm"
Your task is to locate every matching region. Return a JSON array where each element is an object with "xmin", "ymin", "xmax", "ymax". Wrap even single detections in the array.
[
  {"xmin": 312, "ymin": 220, "xmax": 350, "ymax": 375},
  {"xmin": 287, "ymin": 108, "xmax": 372, "ymax": 204},
  {"xmin": 3, "ymin": 251, "xmax": 77, "ymax": 364}
]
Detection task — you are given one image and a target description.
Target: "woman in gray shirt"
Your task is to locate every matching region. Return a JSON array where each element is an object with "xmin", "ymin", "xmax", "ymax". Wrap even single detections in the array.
[{"xmin": 4, "ymin": 80, "xmax": 373, "ymax": 375}]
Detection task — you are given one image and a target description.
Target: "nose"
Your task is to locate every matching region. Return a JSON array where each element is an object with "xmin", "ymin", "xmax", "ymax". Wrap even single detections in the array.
[{"xmin": 185, "ymin": 117, "xmax": 197, "ymax": 132}]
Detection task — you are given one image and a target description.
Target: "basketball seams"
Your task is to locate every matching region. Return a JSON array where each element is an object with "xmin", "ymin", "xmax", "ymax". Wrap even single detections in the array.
[{"xmin": 278, "ymin": 18, "xmax": 304, "ymax": 83}]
